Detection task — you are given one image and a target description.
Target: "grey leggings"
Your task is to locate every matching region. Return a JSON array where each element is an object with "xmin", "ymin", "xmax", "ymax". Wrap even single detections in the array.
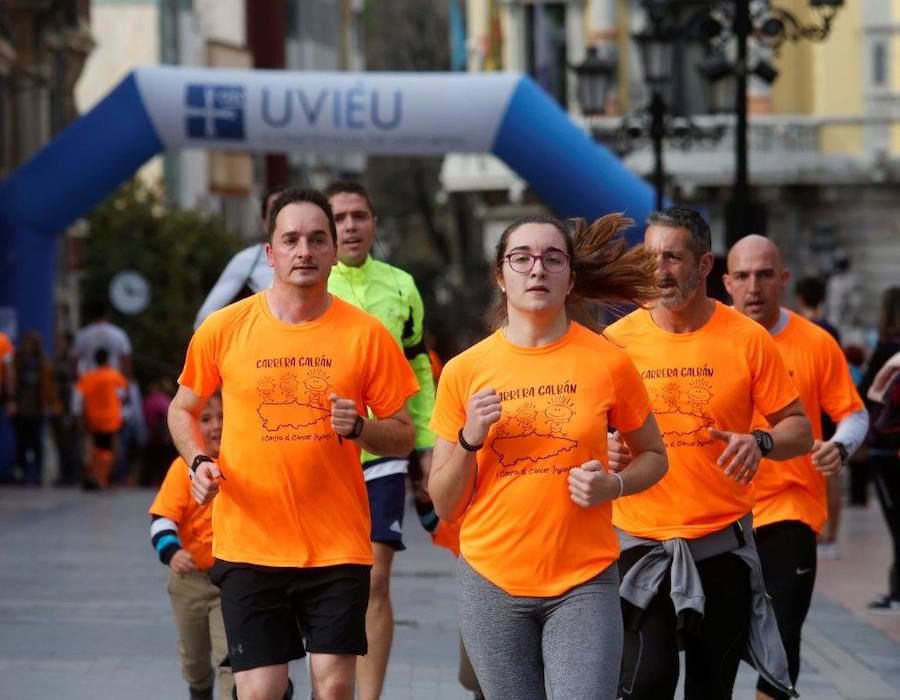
[{"xmin": 457, "ymin": 557, "xmax": 622, "ymax": 700}]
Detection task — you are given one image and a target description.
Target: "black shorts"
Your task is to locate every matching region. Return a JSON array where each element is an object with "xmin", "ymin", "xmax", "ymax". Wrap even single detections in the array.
[
  {"xmin": 366, "ymin": 472, "xmax": 406, "ymax": 551},
  {"xmin": 209, "ymin": 560, "xmax": 371, "ymax": 673},
  {"xmin": 91, "ymin": 432, "xmax": 114, "ymax": 450}
]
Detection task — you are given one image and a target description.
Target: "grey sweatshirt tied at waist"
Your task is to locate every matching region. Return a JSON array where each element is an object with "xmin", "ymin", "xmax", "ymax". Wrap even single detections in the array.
[{"xmin": 618, "ymin": 513, "xmax": 797, "ymax": 698}]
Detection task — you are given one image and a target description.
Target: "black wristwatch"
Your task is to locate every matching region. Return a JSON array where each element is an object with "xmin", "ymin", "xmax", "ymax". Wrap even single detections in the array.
[
  {"xmin": 190, "ymin": 454, "xmax": 214, "ymax": 475},
  {"xmin": 346, "ymin": 415, "xmax": 365, "ymax": 440},
  {"xmin": 458, "ymin": 428, "xmax": 483, "ymax": 452},
  {"xmin": 834, "ymin": 441, "xmax": 849, "ymax": 464},
  {"xmin": 751, "ymin": 430, "xmax": 774, "ymax": 458}
]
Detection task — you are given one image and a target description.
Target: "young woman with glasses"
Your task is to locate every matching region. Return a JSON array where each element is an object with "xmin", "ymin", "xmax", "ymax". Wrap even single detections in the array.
[{"xmin": 428, "ymin": 214, "xmax": 668, "ymax": 699}]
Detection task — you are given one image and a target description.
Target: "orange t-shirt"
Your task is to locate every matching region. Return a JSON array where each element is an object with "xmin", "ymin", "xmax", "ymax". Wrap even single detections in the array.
[
  {"xmin": 428, "ymin": 349, "xmax": 443, "ymax": 382},
  {"xmin": 76, "ymin": 367, "xmax": 128, "ymax": 433},
  {"xmin": 429, "ymin": 322, "xmax": 650, "ymax": 596},
  {"xmin": 431, "ymin": 518, "xmax": 462, "ymax": 558},
  {"xmin": 0, "ymin": 332, "xmax": 12, "ymax": 394},
  {"xmin": 179, "ymin": 293, "xmax": 418, "ymax": 568},
  {"xmin": 752, "ymin": 311, "xmax": 863, "ymax": 533},
  {"xmin": 149, "ymin": 457, "xmax": 215, "ymax": 570},
  {"xmin": 606, "ymin": 302, "xmax": 798, "ymax": 540}
]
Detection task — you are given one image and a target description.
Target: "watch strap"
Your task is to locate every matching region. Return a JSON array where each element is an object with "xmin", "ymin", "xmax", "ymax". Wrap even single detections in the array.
[
  {"xmin": 751, "ymin": 430, "xmax": 773, "ymax": 457},
  {"xmin": 834, "ymin": 441, "xmax": 849, "ymax": 463},
  {"xmin": 190, "ymin": 454, "xmax": 214, "ymax": 474},
  {"xmin": 346, "ymin": 415, "xmax": 365, "ymax": 440}
]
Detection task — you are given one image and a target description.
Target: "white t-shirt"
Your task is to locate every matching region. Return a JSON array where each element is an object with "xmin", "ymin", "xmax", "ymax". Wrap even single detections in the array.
[
  {"xmin": 72, "ymin": 321, "xmax": 132, "ymax": 376},
  {"xmin": 193, "ymin": 244, "xmax": 274, "ymax": 329}
]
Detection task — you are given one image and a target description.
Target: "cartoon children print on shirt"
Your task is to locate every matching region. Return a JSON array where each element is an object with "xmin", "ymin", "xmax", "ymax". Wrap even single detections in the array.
[
  {"xmin": 646, "ymin": 373, "xmax": 716, "ymax": 442},
  {"xmin": 489, "ymin": 388, "xmax": 579, "ymax": 468},
  {"xmin": 256, "ymin": 369, "xmax": 332, "ymax": 432},
  {"xmin": 545, "ymin": 396, "xmax": 576, "ymax": 434}
]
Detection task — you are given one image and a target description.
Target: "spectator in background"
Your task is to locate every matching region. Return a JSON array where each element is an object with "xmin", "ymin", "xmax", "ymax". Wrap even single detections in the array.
[
  {"xmin": 72, "ymin": 303, "xmax": 132, "ymax": 377},
  {"xmin": 10, "ymin": 331, "xmax": 56, "ymax": 485},
  {"xmin": 825, "ymin": 249, "xmax": 864, "ymax": 346},
  {"xmin": 859, "ymin": 287, "xmax": 900, "ymax": 614},
  {"xmin": 113, "ymin": 379, "xmax": 147, "ymax": 486},
  {"xmin": 0, "ymin": 329, "xmax": 16, "ymax": 482},
  {"xmin": 795, "ymin": 276, "xmax": 841, "ymax": 343},
  {"xmin": 0, "ymin": 329, "xmax": 13, "ymax": 399},
  {"xmin": 74, "ymin": 348, "xmax": 128, "ymax": 490},
  {"xmin": 141, "ymin": 377, "xmax": 176, "ymax": 486},
  {"xmin": 50, "ymin": 332, "xmax": 81, "ymax": 486},
  {"xmin": 844, "ymin": 345, "xmax": 867, "ymax": 386},
  {"xmin": 868, "ymin": 351, "xmax": 900, "ymax": 406}
]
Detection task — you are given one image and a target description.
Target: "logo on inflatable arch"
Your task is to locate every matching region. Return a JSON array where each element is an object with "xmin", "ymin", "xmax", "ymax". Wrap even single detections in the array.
[{"xmin": 185, "ymin": 84, "xmax": 246, "ymax": 140}]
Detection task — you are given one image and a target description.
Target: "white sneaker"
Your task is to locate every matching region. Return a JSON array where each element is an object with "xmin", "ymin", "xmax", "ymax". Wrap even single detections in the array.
[{"xmin": 817, "ymin": 542, "xmax": 840, "ymax": 560}]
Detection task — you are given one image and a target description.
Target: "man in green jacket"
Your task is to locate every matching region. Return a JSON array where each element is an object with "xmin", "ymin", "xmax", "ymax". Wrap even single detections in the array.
[{"xmin": 325, "ymin": 182, "xmax": 436, "ymax": 700}]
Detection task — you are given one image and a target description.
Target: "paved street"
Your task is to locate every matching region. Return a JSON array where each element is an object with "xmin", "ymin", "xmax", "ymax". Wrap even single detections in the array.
[{"xmin": 0, "ymin": 486, "xmax": 898, "ymax": 700}]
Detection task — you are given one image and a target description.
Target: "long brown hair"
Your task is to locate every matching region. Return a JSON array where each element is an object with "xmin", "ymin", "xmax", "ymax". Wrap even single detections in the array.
[{"xmin": 487, "ymin": 213, "xmax": 659, "ymax": 331}]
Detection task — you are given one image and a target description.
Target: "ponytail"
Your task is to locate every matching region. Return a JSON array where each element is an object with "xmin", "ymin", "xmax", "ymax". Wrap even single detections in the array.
[{"xmin": 488, "ymin": 213, "xmax": 659, "ymax": 332}]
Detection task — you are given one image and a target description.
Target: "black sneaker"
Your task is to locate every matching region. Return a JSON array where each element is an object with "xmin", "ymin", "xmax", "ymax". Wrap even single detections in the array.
[
  {"xmin": 189, "ymin": 687, "xmax": 213, "ymax": 700},
  {"xmin": 867, "ymin": 595, "xmax": 900, "ymax": 615}
]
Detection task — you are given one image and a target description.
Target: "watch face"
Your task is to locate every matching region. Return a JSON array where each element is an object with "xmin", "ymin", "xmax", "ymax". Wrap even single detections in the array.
[
  {"xmin": 756, "ymin": 430, "xmax": 774, "ymax": 454},
  {"xmin": 109, "ymin": 271, "xmax": 151, "ymax": 315}
]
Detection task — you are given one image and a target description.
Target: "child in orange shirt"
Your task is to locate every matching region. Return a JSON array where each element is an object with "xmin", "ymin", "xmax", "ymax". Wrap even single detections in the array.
[
  {"xmin": 74, "ymin": 348, "xmax": 127, "ymax": 489},
  {"xmin": 428, "ymin": 214, "xmax": 667, "ymax": 699},
  {"xmin": 149, "ymin": 392, "xmax": 233, "ymax": 700}
]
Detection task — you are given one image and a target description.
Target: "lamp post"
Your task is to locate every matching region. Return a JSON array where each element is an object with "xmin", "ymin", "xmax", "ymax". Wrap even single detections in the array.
[
  {"xmin": 732, "ymin": 0, "xmax": 751, "ymax": 246},
  {"xmin": 579, "ymin": 1, "xmax": 845, "ymax": 242},
  {"xmin": 698, "ymin": 0, "xmax": 846, "ymax": 246},
  {"xmin": 632, "ymin": 17, "xmax": 676, "ymax": 211},
  {"xmin": 572, "ymin": 47, "xmax": 616, "ymax": 118},
  {"xmin": 574, "ymin": 23, "xmax": 676, "ymax": 210}
]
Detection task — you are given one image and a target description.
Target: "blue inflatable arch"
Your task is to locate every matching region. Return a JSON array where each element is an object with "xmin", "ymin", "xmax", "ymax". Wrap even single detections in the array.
[{"xmin": 0, "ymin": 67, "xmax": 655, "ymax": 345}]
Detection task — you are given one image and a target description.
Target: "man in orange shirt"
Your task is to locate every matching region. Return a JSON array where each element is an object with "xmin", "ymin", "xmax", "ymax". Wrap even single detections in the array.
[
  {"xmin": 0, "ymin": 330, "xmax": 13, "ymax": 398},
  {"xmin": 724, "ymin": 235, "xmax": 867, "ymax": 700},
  {"xmin": 0, "ymin": 331, "xmax": 14, "ymax": 481},
  {"xmin": 168, "ymin": 188, "xmax": 417, "ymax": 700},
  {"xmin": 607, "ymin": 207, "xmax": 812, "ymax": 699},
  {"xmin": 74, "ymin": 348, "xmax": 128, "ymax": 489},
  {"xmin": 150, "ymin": 392, "xmax": 234, "ymax": 700}
]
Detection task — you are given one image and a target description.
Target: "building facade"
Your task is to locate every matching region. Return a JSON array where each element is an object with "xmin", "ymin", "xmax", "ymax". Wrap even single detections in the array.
[
  {"xmin": 75, "ymin": 0, "xmax": 365, "ymax": 240},
  {"xmin": 441, "ymin": 0, "xmax": 899, "ymax": 340}
]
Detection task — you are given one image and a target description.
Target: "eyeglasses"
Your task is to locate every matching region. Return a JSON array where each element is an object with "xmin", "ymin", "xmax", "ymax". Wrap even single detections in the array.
[{"xmin": 503, "ymin": 251, "xmax": 571, "ymax": 274}]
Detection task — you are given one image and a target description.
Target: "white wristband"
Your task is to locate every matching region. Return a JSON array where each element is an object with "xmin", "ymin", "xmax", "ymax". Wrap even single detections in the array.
[{"xmin": 611, "ymin": 471, "xmax": 625, "ymax": 499}]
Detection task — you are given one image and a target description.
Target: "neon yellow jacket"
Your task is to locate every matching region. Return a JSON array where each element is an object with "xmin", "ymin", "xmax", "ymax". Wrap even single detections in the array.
[{"xmin": 328, "ymin": 256, "xmax": 436, "ymax": 463}]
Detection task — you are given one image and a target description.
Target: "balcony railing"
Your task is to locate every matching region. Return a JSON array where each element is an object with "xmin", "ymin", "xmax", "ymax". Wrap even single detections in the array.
[{"xmin": 581, "ymin": 113, "xmax": 897, "ymax": 186}]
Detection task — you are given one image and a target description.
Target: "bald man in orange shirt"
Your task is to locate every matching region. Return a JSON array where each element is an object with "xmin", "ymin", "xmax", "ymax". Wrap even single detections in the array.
[{"xmin": 724, "ymin": 235, "xmax": 868, "ymax": 700}]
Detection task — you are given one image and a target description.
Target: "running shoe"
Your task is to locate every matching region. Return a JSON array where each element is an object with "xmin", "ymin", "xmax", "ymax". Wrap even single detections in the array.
[{"xmin": 867, "ymin": 595, "xmax": 900, "ymax": 615}]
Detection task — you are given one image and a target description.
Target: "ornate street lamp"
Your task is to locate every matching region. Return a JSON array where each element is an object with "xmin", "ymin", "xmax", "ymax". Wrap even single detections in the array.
[
  {"xmin": 629, "ymin": 0, "xmax": 845, "ymax": 243},
  {"xmin": 757, "ymin": 0, "xmax": 845, "ymax": 49},
  {"xmin": 710, "ymin": 0, "xmax": 845, "ymax": 245},
  {"xmin": 572, "ymin": 47, "xmax": 616, "ymax": 116},
  {"xmin": 632, "ymin": 20, "xmax": 677, "ymax": 85}
]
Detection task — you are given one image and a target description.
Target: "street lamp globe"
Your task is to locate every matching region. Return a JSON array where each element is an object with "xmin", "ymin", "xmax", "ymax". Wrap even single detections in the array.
[
  {"xmin": 632, "ymin": 23, "xmax": 675, "ymax": 85},
  {"xmin": 573, "ymin": 46, "xmax": 616, "ymax": 116}
]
